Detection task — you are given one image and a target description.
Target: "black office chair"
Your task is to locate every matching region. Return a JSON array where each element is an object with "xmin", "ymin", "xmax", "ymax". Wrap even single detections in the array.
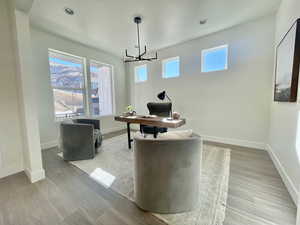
[{"xmin": 140, "ymin": 102, "xmax": 172, "ymax": 137}]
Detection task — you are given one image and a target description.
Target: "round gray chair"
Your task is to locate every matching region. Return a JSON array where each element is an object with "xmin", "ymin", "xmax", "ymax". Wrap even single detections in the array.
[{"xmin": 133, "ymin": 134, "xmax": 202, "ymax": 214}]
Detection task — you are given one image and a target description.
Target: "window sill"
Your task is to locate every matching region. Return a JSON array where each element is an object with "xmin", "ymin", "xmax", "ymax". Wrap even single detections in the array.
[
  {"xmin": 55, "ymin": 115, "xmax": 82, "ymax": 123},
  {"xmin": 55, "ymin": 114, "xmax": 115, "ymax": 123}
]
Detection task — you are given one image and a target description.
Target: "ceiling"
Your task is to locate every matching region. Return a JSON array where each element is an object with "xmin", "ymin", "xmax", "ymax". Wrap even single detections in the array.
[{"xmin": 29, "ymin": 0, "xmax": 281, "ymax": 58}]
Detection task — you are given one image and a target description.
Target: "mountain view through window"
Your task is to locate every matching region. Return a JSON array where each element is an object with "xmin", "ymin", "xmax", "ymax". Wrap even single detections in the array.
[{"xmin": 48, "ymin": 50, "xmax": 85, "ymax": 118}]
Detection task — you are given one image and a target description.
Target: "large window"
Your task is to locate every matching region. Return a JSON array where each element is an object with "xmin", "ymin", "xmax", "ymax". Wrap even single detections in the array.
[
  {"xmin": 48, "ymin": 49, "xmax": 114, "ymax": 119},
  {"xmin": 48, "ymin": 50, "xmax": 86, "ymax": 119},
  {"xmin": 90, "ymin": 60, "xmax": 114, "ymax": 116},
  {"xmin": 201, "ymin": 45, "xmax": 228, "ymax": 73},
  {"xmin": 135, "ymin": 64, "xmax": 147, "ymax": 83},
  {"xmin": 162, "ymin": 56, "xmax": 180, "ymax": 78}
]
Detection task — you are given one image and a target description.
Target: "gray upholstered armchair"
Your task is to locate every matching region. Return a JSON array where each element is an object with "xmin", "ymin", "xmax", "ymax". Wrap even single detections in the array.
[
  {"xmin": 60, "ymin": 118, "xmax": 102, "ymax": 161},
  {"xmin": 133, "ymin": 133, "xmax": 202, "ymax": 213}
]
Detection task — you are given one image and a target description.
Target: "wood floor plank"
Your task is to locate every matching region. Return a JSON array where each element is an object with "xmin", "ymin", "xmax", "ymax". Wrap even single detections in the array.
[
  {"xmin": 96, "ymin": 208, "xmax": 142, "ymax": 225},
  {"xmin": 34, "ymin": 178, "xmax": 79, "ymax": 220},
  {"xmin": 61, "ymin": 209, "xmax": 95, "ymax": 225},
  {"xmin": 227, "ymin": 195, "xmax": 296, "ymax": 225},
  {"xmin": 224, "ymin": 207, "xmax": 278, "ymax": 225}
]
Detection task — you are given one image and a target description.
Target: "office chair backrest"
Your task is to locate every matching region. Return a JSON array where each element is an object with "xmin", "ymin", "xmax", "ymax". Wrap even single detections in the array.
[{"xmin": 147, "ymin": 102, "xmax": 172, "ymax": 117}]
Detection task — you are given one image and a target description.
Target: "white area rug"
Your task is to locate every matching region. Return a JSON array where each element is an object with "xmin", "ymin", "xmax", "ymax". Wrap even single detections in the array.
[{"xmin": 58, "ymin": 134, "xmax": 231, "ymax": 225}]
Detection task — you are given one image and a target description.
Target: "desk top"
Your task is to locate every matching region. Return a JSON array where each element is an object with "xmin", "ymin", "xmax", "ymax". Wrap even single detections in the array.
[{"xmin": 114, "ymin": 115, "xmax": 186, "ymax": 128}]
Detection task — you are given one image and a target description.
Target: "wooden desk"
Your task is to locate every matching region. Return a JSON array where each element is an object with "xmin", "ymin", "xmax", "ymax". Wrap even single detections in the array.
[{"xmin": 114, "ymin": 115, "xmax": 186, "ymax": 149}]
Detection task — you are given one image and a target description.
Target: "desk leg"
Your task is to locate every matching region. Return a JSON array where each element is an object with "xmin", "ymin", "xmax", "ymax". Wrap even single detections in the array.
[
  {"xmin": 153, "ymin": 126, "xmax": 158, "ymax": 138},
  {"xmin": 127, "ymin": 123, "xmax": 133, "ymax": 149}
]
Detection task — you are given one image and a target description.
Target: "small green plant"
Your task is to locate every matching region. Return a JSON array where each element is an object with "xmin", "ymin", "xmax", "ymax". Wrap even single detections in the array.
[{"xmin": 126, "ymin": 105, "xmax": 134, "ymax": 112}]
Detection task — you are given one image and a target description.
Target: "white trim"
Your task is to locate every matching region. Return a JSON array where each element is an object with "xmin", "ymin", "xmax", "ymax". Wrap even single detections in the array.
[
  {"xmin": 110, "ymin": 65, "xmax": 116, "ymax": 116},
  {"xmin": 25, "ymin": 168, "xmax": 45, "ymax": 183},
  {"xmin": 202, "ymin": 134, "xmax": 266, "ymax": 150},
  {"xmin": 0, "ymin": 164, "xmax": 24, "ymax": 179},
  {"xmin": 134, "ymin": 64, "xmax": 148, "ymax": 83},
  {"xmin": 51, "ymin": 87, "xmax": 85, "ymax": 91},
  {"xmin": 48, "ymin": 48, "xmax": 84, "ymax": 60},
  {"xmin": 201, "ymin": 44, "xmax": 228, "ymax": 73},
  {"xmin": 266, "ymin": 144, "xmax": 298, "ymax": 204},
  {"xmin": 83, "ymin": 57, "xmax": 90, "ymax": 116},
  {"xmin": 162, "ymin": 56, "xmax": 180, "ymax": 79}
]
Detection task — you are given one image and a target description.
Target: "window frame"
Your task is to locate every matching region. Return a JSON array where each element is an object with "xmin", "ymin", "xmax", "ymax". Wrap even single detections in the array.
[
  {"xmin": 48, "ymin": 48, "xmax": 87, "ymax": 121},
  {"xmin": 134, "ymin": 64, "xmax": 148, "ymax": 83},
  {"xmin": 89, "ymin": 59, "xmax": 116, "ymax": 117},
  {"xmin": 201, "ymin": 44, "xmax": 228, "ymax": 73},
  {"xmin": 48, "ymin": 48, "xmax": 115, "ymax": 121},
  {"xmin": 162, "ymin": 56, "xmax": 180, "ymax": 79}
]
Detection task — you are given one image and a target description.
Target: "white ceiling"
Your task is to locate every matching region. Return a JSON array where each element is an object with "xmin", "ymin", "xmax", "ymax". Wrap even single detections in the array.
[{"xmin": 29, "ymin": 0, "xmax": 281, "ymax": 58}]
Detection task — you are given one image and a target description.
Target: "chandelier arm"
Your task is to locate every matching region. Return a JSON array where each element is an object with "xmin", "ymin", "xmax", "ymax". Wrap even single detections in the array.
[
  {"xmin": 125, "ymin": 50, "xmax": 135, "ymax": 58},
  {"xmin": 126, "ymin": 55, "xmax": 135, "ymax": 58},
  {"xmin": 140, "ymin": 46, "xmax": 147, "ymax": 57},
  {"xmin": 142, "ymin": 52, "xmax": 158, "ymax": 60},
  {"xmin": 124, "ymin": 59, "xmax": 140, "ymax": 63}
]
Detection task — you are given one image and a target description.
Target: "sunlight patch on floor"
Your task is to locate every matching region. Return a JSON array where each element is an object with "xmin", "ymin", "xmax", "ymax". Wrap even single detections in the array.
[{"xmin": 90, "ymin": 168, "xmax": 116, "ymax": 188}]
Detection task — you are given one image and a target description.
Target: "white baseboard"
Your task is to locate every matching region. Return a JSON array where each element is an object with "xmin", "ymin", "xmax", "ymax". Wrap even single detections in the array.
[
  {"xmin": 266, "ymin": 144, "xmax": 298, "ymax": 204},
  {"xmin": 25, "ymin": 168, "xmax": 45, "ymax": 183},
  {"xmin": 0, "ymin": 165, "xmax": 24, "ymax": 179},
  {"xmin": 41, "ymin": 127, "xmax": 125, "ymax": 150},
  {"xmin": 202, "ymin": 135, "xmax": 266, "ymax": 150}
]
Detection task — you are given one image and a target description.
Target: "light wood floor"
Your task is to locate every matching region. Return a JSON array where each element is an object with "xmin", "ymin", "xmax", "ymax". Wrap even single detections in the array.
[{"xmin": 0, "ymin": 131, "xmax": 297, "ymax": 225}]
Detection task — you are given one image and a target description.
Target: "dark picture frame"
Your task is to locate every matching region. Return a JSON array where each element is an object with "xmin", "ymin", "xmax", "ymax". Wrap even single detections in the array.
[{"xmin": 274, "ymin": 18, "xmax": 300, "ymax": 102}]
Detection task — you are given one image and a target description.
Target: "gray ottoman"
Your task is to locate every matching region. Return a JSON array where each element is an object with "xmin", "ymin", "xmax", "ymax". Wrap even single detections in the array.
[{"xmin": 133, "ymin": 134, "xmax": 202, "ymax": 213}]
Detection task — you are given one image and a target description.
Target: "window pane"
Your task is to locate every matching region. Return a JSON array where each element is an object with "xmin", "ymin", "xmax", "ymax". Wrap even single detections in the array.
[
  {"xmin": 49, "ymin": 51, "xmax": 84, "ymax": 89},
  {"xmin": 135, "ymin": 65, "xmax": 147, "ymax": 82},
  {"xmin": 163, "ymin": 57, "xmax": 179, "ymax": 78},
  {"xmin": 90, "ymin": 61, "xmax": 113, "ymax": 116},
  {"xmin": 202, "ymin": 45, "xmax": 228, "ymax": 72},
  {"xmin": 53, "ymin": 89, "xmax": 84, "ymax": 118}
]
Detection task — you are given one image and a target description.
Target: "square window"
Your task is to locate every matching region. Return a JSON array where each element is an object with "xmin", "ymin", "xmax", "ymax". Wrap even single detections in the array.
[
  {"xmin": 135, "ymin": 65, "xmax": 147, "ymax": 83},
  {"xmin": 162, "ymin": 57, "xmax": 180, "ymax": 78},
  {"xmin": 201, "ymin": 45, "xmax": 228, "ymax": 72}
]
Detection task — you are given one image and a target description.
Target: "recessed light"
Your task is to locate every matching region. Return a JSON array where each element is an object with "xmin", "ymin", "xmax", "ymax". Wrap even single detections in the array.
[
  {"xmin": 64, "ymin": 7, "xmax": 74, "ymax": 15},
  {"xmin": 200, "ymin": 19, "xmax": 207, "ymax": 25}
]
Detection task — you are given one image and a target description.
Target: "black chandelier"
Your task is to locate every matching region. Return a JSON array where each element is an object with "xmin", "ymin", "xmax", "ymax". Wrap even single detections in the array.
[{"xmin": 124, "ymin": 16, "xmax": 158, "ymax": 63}]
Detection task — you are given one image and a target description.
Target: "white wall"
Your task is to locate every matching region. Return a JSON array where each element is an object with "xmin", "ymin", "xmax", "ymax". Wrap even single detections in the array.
[
  {"xmin": 268, "ymin": 0, "xmax": 300, "ymax": 204},
  {"xmin": 0, "ymin": 0, "xmax": 24, "ymax": 178},
  {"xmin": 30, "ymin": 27, "xmax": 127, "ymax": 148},
  {"xmin": 127, "ymin": 15, "xmax": 275, "ymax": 149}
]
